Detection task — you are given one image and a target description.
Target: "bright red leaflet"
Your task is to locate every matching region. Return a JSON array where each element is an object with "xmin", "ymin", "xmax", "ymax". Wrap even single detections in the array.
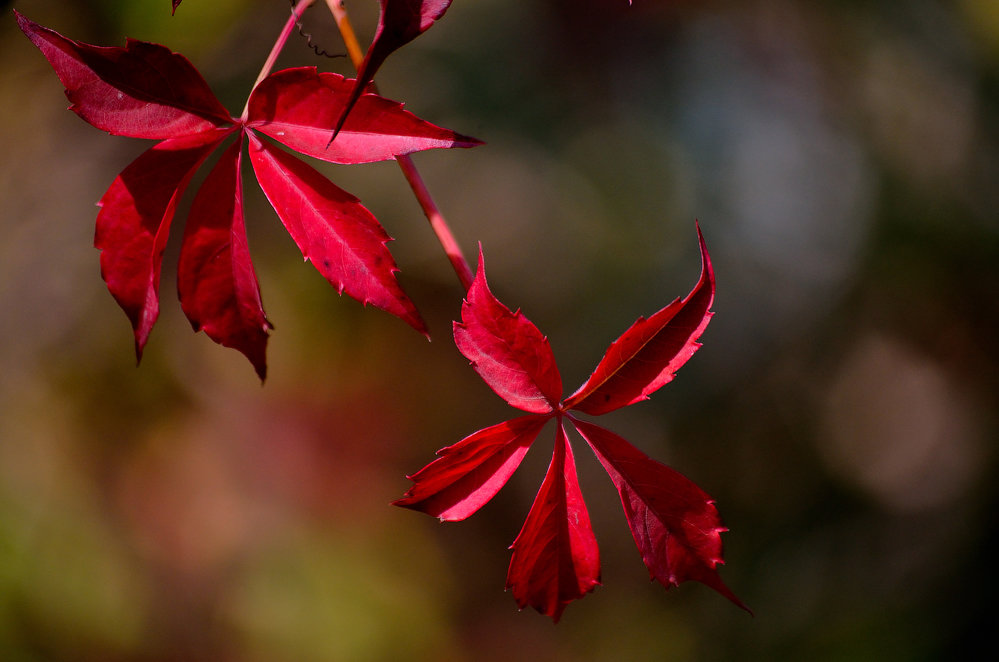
[
  {"xmin": 506, "ymin": 422, "xmax": 600, "ymax": 622},
  {"xmin": 563, "ymin": 223, "xmax": 714, "ymax": 415},
  {"xmin": 94, "ymin": 129, "xmax": 229, "ymax": 360},
  {"xmin": 18, "ymin": 12, "xmax": 478, "ymax": 377},
  {"xmin": 572, "ymin": 419, "xmax": 750, "ymax": 613},
  {"xmin": 332, "ymin": 0, "xmax": 454, "ymax": 138},
  {"xmin": 247, "ymin": 133, "xmax": 426, "ymax": 335},
  {"xmin": 178, "ymin": 135, "xmax": 272, "ymax": 380},
  {"xmin": 453, "ymin": 248, "xmax": 562, "ymax": 414},
  {"xmin": 394, "ymin": 416, "xmax": 547, "ymax": 521},
  {"xmin": 247, "ymin": 67, "xmax": 481, "ymax": 163},
  {"xmin": 396, "ymin": 228, "xmax": 748, "ymax": 620}
]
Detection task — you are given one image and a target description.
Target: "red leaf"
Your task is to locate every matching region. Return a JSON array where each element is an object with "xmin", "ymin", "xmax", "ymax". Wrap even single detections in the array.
[
  {"xmin": 95, "ymin": 128, "xmax": 230, "ymax": 359},
  {"xmin": 247, "ymin": 67, "xmax": 481, "ymax": 164},
  {"xmin": 571, "ymin": 418, "xmax": 749, "ymax": 613},
  {"xmin": 171, "ymin": 1, "xmax": 183, "ymax": 15},
  {"xmin": 16, "ymin": 11, "xmax": 232, "ymax": 139},
  {"xmin": 247, "ymin": 133, "xmax": 427, "ymax": 336},
  {"xmin": 453, "ymin": 249, "xmax": 563, "ymax": 414},
  {"xmin": 23, "ymin": 16, "xmax": 450, "ymax": 374},
  {"xmin": 400, "ymin": 224, "xmax": 744, "ymax": 618},
  {"xmin": 332, "ymin": 0, "xmax": 454, "ymax": 137},
  {"xmin": 506, "ymin": 422, "xmax": 600, "ymax": 622},
  {"xmin": 564, "ymin": 225, "xmax": 715, "ymax": 415},
  {"xmin": 178, "ymin": 135, "xmax": 272, "ymax": 380},
  {"xmin": 394, "ymin": 416, "xmax": 548, "ymax": 521}
]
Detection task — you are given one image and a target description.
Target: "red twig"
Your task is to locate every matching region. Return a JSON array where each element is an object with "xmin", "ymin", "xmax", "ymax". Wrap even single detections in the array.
[
  {"xmin": 241, "ymin": 0, "xmax": 317, "ymax": 121},
  {"xmin": 324, "ymin": 0, "xmax": 474, "ymax": 290}
]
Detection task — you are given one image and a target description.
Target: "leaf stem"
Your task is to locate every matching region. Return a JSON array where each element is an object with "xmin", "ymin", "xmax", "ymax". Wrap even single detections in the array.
[
  {"xmin": 241, "ymin": 0, "xmax": 317, "ymax": 121},
  {"xmin": 324, "ymin": 0, "xmax": 364, "ymax": 64},
  {"xmin": 324, "ymin": 0, "xmax": 474, "ymax": 291},
  {"xmin": 396, "ymin": 156, "xmax": 474, "ymax": 290}
]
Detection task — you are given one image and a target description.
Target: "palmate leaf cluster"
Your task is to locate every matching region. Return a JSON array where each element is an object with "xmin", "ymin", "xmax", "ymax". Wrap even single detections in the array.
[
  {"xmin": 17, "ymin": 0, "xmax": 745, "ymax": 621},
  {"xmin": 397, "ymin": 234, "xmax": 748, "ymax": 620},
  {"xmin": 17, "ymin": 10, "xmax": 477, "ymax": 379}
]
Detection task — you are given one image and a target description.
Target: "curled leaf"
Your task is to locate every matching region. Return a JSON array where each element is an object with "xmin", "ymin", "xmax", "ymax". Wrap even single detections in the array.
[{"xmin": 564, "ymin": 224, "xmax": 714, "ymax": 415}]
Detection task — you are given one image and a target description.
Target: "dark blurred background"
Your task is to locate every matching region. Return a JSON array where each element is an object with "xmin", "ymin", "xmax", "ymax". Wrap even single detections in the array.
[{"xmin": 2, "ymin": 0, "xmax": 997, "ymax": 659}]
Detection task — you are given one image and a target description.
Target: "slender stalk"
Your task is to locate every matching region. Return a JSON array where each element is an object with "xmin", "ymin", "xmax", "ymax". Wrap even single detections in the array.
[
  {"xmin": 241, "ymin": 0, "xmax": 317, "ymax": 120},
  {"xmin": 324, "ymin": 0, "xmax": 364, "ymax": 65},
  {"xmin": 324, "ymin": 0, "xmax": 474, "ymax": 290},
  {"xmin": 395, "ymin": 155, "xmax": 475, "ymax": 289}
]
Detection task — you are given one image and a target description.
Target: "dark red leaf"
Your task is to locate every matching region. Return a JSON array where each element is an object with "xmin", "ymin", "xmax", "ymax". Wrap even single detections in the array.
[
  {"xmin": 16, "ymin": 11, "xmax": 232, "ymax": 139},
  {"xmin": 247, "ymin": 67, "xmax": 481, "ymax": 164},
  {"xmin": 394, "ymin": 416, "xmax": 548, "ymax": 521},
  {"xmin": 453, "ymin": 249, "xmax": 562, "ymax": 414},
  {"xmin": 564, "ymin": 225, "xmax": 714, "ymax": 415},
  {"xmin": 172, "ymin": 1, "xmax": 183, "ymax": 15},
  {"xmin": 506, "ymin": 422, "xmax": 600, "ymax": 622},
  {"xmin": 178, "ymin": 135, "xmax": 272, "ymax": 380},
  {"xmin": 571, "ymin": 418, "xmax": 749, "ymax": 613},
  {"xmin": 401, "ymin": 224, "xmax": 744, "ymax": 617},
  {"xmin": 332, "ymin": 0, "xmax": 454, "ymax": 137},
  {"xmin": 22, "ymin": 15, "xmax": 447, "ymax": 372},
  {"xmin": 95, "ymin": 128, "xmax": 231, "ymax": 360},
  {"xmin": 247, "ymin": 133, "xmax": 427, "ymax": 336}
]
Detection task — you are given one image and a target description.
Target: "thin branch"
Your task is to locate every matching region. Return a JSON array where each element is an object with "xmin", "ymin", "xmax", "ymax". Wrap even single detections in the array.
[
  {"xmin": 241, "ymin": 0, "xmax": 317, "ymax": 120},
  {"xmin": 324, "ymin": 0, "xmax": 474, "ymax": 290},
  {"xmin": 324, "ymin": 0, "xmax": 365, "ymax": 65}
]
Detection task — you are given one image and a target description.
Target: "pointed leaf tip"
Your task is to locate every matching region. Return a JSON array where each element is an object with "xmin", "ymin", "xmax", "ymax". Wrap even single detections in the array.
[
  {"xmin": 564, "ymin": 224, "xmax": 715, "ymax": 415},
  {"xmin": 94, "ymin": 130, "xmax": 229, "ymax": 362},
  {"xmin": 332, "ymin": 0, "xmax": 455, "ymax": 137},
  {"xmin": 247, "ymin": 133, "xmax": 427, "ymax": 336},
  {"xmin": 248, "ymin": 68, "xmax": 480, "ymax": 165},
  {"xmin": 399, "ymin": 222, "xmax": 744, "ymax": 618},
  {"xmin": 573, "ymin": 419, "xmax": 748, "ymax": 613}
]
